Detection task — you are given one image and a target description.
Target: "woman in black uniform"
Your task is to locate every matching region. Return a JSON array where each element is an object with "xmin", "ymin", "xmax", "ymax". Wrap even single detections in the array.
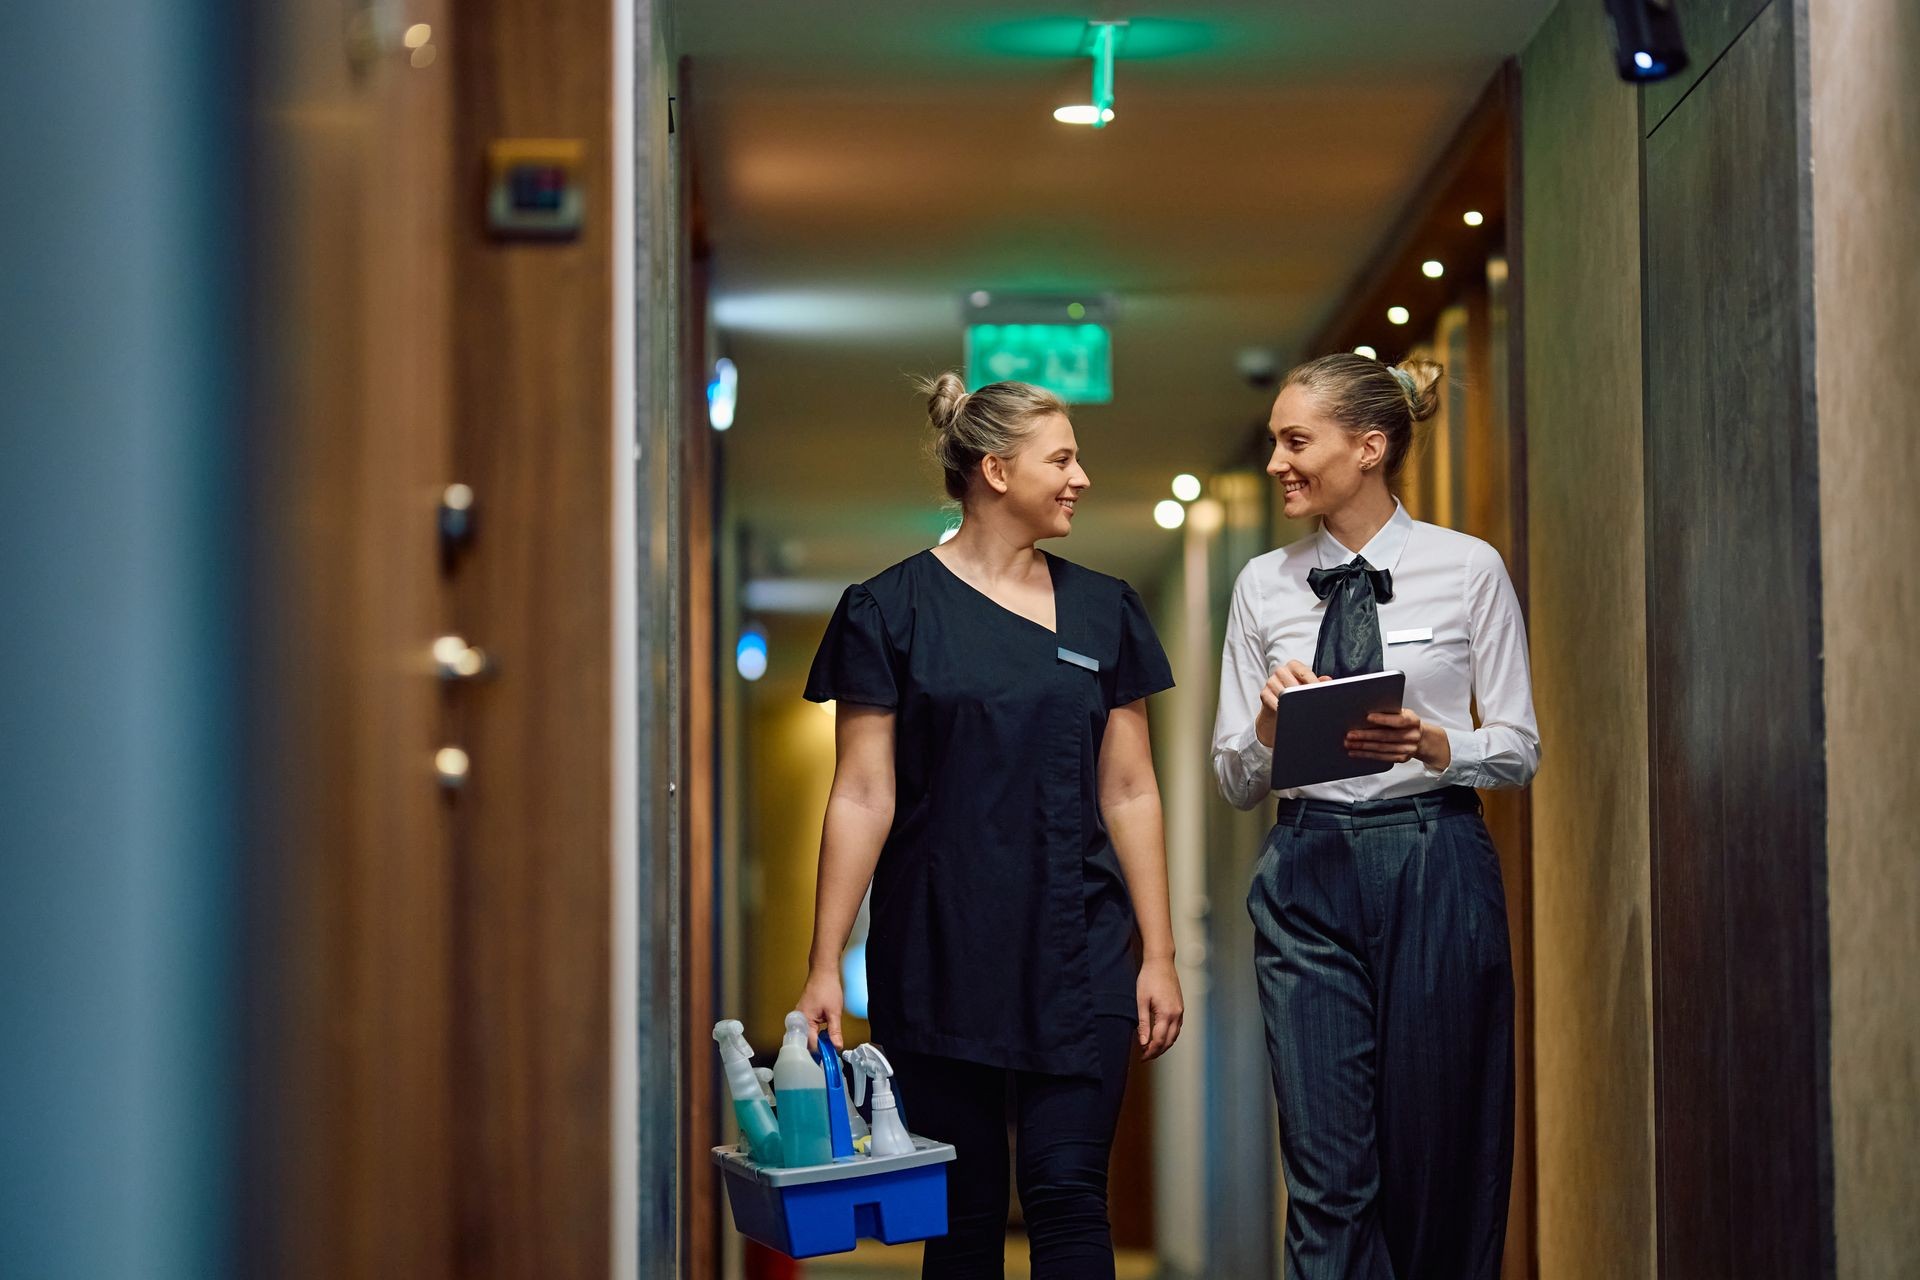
[{"xmin": 798, "ymin": 372, "xmax": 1184, "ymax": 1280}]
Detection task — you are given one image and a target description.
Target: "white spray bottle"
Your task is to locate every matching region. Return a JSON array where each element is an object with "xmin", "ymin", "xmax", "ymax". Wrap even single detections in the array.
[
  {"xmin": 774, "ymin": 1011, "xmax": 833, "ymax": 1168},
  {"xmin": 844, "ymin": 1043, "xmax": 914, "ymax": 1158}
]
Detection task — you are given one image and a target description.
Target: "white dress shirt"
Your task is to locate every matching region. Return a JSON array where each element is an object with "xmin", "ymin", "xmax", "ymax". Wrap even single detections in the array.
[{"xmin": 1212, "ymin": 500, "xmax": 1541, "ymax": 808}]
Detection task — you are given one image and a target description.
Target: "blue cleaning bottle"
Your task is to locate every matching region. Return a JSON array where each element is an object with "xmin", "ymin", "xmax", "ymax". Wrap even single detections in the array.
[
  {"xmin": 712, "ymin": 1020, "xmax": 782, "ymax": 1166},
  {"xmin": 774, "ymin": 1011, "xmax": 833, "ymax": 1168}
]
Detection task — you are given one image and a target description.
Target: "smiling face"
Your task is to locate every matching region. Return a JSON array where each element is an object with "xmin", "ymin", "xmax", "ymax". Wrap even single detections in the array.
[
  {"xmin": 1265, "ymin": 383, "xmax": 1385, "ymax": 522},
  {"xmin": 990, "ymin": 411, "xmax": 1089, "ymax": 539}
]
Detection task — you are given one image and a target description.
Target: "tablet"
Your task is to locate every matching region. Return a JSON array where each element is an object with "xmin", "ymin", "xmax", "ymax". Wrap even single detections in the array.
[{"xmin": 1268, "ymin": 669, "xmax": 1408, "ymax": 792}]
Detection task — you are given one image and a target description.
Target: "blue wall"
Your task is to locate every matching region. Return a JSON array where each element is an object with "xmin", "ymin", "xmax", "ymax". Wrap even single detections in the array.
[{"xmin": 0, "ymin": 1, "xmax": 244, "ymax": 1274}]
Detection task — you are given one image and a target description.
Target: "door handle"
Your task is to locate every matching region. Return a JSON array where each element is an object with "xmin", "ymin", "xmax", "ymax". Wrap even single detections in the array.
[{"xmin": 432, "ymin": 634, "xmax": 493, "ymax": 681}]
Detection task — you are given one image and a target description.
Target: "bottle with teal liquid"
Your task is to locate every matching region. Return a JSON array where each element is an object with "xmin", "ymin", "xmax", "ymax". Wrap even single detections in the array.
[
  {"xmin": 774, "ymin": 1010, "xmax": 833, "ymax": 1168},
  {"xmin": 712, "ymin": 1019, "xmax": 781, "ymax": 1166}
]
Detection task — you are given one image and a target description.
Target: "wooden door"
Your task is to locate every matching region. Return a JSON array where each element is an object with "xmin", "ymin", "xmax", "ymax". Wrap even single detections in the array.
[{"xmin": 248, "ymin": 0, "xmax": 458, "ymax": 1275}]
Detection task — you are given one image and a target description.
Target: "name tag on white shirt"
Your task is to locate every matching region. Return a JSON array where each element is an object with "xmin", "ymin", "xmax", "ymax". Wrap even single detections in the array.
[{"xmin": 1385, "ymin": 627, "xmax": 1434, "ymax": 645}]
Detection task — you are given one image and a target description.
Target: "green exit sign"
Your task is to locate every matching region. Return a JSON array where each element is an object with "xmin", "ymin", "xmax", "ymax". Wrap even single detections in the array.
[{"xmin": 966, "ymin": 323, "xmax": 1112, "ymax": 404}]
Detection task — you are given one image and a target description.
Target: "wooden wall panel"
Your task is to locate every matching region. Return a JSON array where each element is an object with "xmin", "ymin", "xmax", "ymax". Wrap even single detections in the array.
[
  {"xmin": 1642, "ymin": 0, "xmax": 1773, "ymax": 131},
  {"xmin": 1809, "ymin": 0, "xmax": 1920, "ymax": 1271},
  {"xmin": 1642, "ymin": 3, "xmax": 1830, "ymax": 1275},
  {"xmin": 1520, "ymin": 4, "xmax": 1659, "ymax": 1276},
  {"xmin": 448, "ymin": 0, "xmax": 615, "ymax": 1273}
]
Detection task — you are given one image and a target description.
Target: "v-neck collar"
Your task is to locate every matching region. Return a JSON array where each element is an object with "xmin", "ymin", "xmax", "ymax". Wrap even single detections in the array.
[{"xmin": 923, "ymin": 548, "xmax": 1061, "ymax": 636}]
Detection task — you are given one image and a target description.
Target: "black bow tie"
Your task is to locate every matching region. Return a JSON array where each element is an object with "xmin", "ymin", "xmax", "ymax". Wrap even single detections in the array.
[{"xmin": 1307, "ymin": 556, "xmax": 1394, "ymax": 679}]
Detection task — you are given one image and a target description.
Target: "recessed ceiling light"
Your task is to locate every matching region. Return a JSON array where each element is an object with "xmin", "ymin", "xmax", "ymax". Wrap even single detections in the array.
[
  {"xmin": 969, "ymin": 290, "xmax": 992, "ymax": 308},
  {"xmin": 1153, "ymin": 499, "xmax": 1186, "ymax": 531},
  {"xmin": 1171, "ymin": 473, "xmax": 1202, "ymax": 502},
  {"xmin": 1354, "ymin": 344, "xmax": 1378, "ymax": 360},
  {"xmin": 1422, "ymin": 260, "xmax": 1444, "ymax": 279},
  {"xmin": 1387, "ymin": 306, "xmax": 1411, "ymax": 326},
  {"xmin": 1463, "ymin": 210, "xmax": 1485, "ymax": 227},
  {"xmin": 1634, "ymin": 51, "xmax": 1655, "ymax": 70}
]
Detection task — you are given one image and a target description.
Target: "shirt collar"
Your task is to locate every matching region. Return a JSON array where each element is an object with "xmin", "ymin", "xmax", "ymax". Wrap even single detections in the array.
[{"xmin": 1316, "ymin": 499, "xmax": 1414, "ymax": 573}]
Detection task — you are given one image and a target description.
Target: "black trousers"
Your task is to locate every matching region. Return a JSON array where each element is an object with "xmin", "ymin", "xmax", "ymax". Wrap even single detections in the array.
[
  {"xmin": 891, "ymin": 1016, "xmax": 1133, "ymax": 1280},
  {"xmin": 1247, "ymin": 787, "xmax": 1514, "ymax": 1280}
]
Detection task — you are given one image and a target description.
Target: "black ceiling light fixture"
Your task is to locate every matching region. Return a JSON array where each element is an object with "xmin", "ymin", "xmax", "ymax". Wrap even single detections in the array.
[{"xmin": 1603, "ymin": 0, "xmax": 1690, "ymax": 83}]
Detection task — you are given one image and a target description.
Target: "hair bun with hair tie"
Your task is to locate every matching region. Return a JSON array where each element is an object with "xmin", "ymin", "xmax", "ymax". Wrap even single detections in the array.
[{"xmin": 1388, "ymin": 366, "xmax": 1418, "ymax": 399}]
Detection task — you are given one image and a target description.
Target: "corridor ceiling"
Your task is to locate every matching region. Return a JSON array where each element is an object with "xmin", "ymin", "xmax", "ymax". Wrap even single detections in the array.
[{"xmin": 680, "ymin": 1, "xmax": 1554, "ymax": 592}]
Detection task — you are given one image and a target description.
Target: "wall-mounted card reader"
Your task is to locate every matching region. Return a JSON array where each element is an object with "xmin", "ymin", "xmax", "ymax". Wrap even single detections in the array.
[{"xmin": 486, "ymin": 139, "xmax": 585, "ymax": 240}]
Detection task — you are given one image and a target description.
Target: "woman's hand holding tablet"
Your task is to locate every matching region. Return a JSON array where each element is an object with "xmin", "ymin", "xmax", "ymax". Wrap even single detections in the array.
[
  {"xmin": 1255, "ymin": 659, "xmax": 1333, "ymax": 748},
  {"xmin": 1344, "ymin": 708, "xmax": 1452, "ymax": 770}
]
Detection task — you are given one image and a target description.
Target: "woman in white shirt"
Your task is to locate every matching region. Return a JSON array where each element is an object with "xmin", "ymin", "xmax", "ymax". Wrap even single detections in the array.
[{"xmin": 1211, "ymin": 352, "xmax": 1540, "ymax": 1280}]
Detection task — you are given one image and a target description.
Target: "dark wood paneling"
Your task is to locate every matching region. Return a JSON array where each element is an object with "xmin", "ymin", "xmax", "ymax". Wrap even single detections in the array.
[
  {"xmin": 1643, "ymin": 0, "xmax": 1772, "ymax": 133},
  {"xmin": 1641, "ymin": 3, "xmax": 1829, "ymax": 1275},
  {"xmin": 449, "ymin": 0, "xmax": 616, "ymax": 1274}
]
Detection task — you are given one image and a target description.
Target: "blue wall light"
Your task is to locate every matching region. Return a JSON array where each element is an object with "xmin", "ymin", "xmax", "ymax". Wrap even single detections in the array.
[
  {"xmin": 736, "ymin": 626, "xmax": 768, "ymax": 681},
  {"xmin": 707, "ymin": 357, "xmax": 737, "ymax": 431}
]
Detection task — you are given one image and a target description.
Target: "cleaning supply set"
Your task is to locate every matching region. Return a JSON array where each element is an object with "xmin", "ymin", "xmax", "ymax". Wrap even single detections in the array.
[{"xmin": 709, "ymin": 1011, "xmax": 955, "ymax": 1258}]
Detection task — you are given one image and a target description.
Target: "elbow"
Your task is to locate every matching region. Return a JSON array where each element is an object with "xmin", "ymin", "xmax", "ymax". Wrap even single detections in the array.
[
  {"xmin": 829, "ymin": 781, "xmax": 894, "ymax": 820},
  {"xmin": 1098, "ymin": 777, "xmax": 1160, "ymax": 819},
  {"xmin": 1211, "ymin": 758, "xmax": 1264, "ymax": 812}
]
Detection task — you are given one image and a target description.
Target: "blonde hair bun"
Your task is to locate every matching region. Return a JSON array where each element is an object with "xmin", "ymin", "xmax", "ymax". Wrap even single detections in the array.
[{"xmin": 910, "ymin": 372, "xmax": 1069, "ymax": 502}]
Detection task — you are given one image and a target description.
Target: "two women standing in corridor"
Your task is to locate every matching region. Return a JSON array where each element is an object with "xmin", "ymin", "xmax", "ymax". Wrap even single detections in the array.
[{"xmin": 801, "ymin": 354, "xmax": 1537, "ymax": 1279}]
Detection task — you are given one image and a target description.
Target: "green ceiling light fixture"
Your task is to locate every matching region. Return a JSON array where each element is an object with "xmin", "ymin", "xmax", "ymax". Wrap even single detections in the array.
[{"xmin": 1054, "ymin": 20, "xmax": 1127, "ymax": 128}]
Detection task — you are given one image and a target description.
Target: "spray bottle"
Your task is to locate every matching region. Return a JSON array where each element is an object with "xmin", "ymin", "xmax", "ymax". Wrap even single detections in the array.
[
  {"xmin": 773, "ymin": 1011, "xmax": 833, "ymax": 1168},
  {"xmin": 843, "ymin": 1043, "xmax": 914, "ymax": 1158},
  {"xmin": 711, "ymin": 1020, "xmax": 782, "ymax": 1167}
]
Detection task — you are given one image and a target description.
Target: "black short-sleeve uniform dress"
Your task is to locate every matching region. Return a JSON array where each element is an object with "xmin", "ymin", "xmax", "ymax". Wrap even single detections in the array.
[{"xmin": 804, "ymin": 549, "xmax": 1174, "ymax": 1076}]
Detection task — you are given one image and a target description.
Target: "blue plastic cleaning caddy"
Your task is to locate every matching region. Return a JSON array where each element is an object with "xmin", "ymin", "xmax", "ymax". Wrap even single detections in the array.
[{"xmin": 712, "ymin": 1137, "xmax": 957, "ymax": 1259}]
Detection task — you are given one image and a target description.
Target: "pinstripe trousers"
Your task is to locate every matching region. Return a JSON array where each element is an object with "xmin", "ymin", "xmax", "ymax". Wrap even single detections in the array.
[{"xmin": 1247, "ymin": 786, "xmax": 1514, "ymax": 1280}]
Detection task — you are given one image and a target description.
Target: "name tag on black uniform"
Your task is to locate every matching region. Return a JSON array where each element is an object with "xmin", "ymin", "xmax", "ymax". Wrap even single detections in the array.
[{"xmin": 1057, "ymin": 647, "xmax": 1100, "ymax": 672}]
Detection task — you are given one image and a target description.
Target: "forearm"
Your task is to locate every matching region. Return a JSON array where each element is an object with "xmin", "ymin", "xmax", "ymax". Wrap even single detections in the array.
[
  {"xmin": 808, "ymin": 792, "xmax": 892, "ymax": 972},
  {"xmin": 1102, "ymin": 788, "xmax": 1176, "ymax": 962}
]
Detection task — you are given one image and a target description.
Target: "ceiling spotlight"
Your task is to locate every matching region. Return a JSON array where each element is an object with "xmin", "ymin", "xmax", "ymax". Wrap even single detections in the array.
[
  {"xmin": 1354, "ymin": 344, "xmax": 1378, "ymax": 360},
  {"xmin": 1153, "ymin": 499, "xmax": 1187, "ymax": 531},
  {"xmin": 1387, "ymin": 306, "xmax": 1411, "ymax": 326},
  {"xmin": 1422, "ymin": 260, "xmax": 1444, "ymax": 279},
  {"xmin": 1171, "ymin": 473, "xmax": 1202, "ymax": 503},
  {"xmin": 1053, "ymin": 104, "xmax": 1116, "ymax": 125},
  {"xmin": 1603, "ymin": 0, "xmax": 1689, "ymax": 82},
  {"xmin": 969, "ymin": 290, "xmax": 992, "ymax": 308},
  {"xmin": 1463, "ymin": 210, "xmax": 1485, "ymax": 227},
  {"xmin": 1054, "ymin": 20, "xmax": 1125, "ymax": 127}
]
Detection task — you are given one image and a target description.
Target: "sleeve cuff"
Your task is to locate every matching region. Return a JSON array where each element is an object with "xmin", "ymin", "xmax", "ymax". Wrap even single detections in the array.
[{"xmin": 1426, "ymin": 725, "xmax": 1482, "ymax": 788}]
